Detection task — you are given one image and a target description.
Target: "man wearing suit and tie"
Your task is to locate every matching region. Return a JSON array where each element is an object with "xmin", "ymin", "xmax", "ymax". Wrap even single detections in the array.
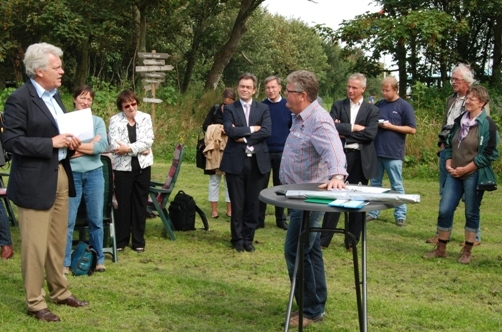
[
  {"xmin": 220, "ymin": 73, "xmax": 271, "ymax": 253},
  {"xmin": 320, "ymin": 73, "xmax": 379, "ymax": 248},
  {"xmin": 2, "ymin": 43, "xmax": 89, "ymax": 322}
]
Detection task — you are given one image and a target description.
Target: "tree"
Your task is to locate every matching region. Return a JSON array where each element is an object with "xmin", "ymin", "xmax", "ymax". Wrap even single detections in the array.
[
  {"xmin": 204, "ymin": 0, "xmax": 265, "ymax": 90},
  {"xmin": 221, "ymin": 11, "xmax": 328, "ymax": 89}
]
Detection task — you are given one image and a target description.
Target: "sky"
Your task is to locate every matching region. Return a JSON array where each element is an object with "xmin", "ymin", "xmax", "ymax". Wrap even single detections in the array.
[
  {"xmin": 262, "ymin": 0, "xmax": 391, "ymax": 68},
  {"xmin": 262, "ymin": 0, "xmax": 381, "ymax": 31}
]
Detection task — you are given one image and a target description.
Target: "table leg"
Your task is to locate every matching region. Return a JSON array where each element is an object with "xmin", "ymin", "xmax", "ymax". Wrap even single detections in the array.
[
  {"xmin": 362, "ymin": 216, "xmax": 368, "ymax": 332},
  {"xmin": 288, "ymin": 210, "xmax": 364, "ymax": 332},
  {"xmin": 283, "ymin": 211, "xmax": 307, "ymax": 332}
]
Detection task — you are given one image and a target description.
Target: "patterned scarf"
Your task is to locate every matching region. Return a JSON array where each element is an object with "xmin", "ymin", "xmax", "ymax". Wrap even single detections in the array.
[{"xmin": 457, "ymin": 112, "xmax": 478, "ymax": 147}]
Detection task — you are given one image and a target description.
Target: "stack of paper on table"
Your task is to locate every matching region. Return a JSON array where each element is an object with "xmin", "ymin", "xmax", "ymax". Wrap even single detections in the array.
[
  {"xmin": 328, "ymin": 200, "xmax": 369, "ymax": 209},
  {"xmin": 304, "ymin": 197, "xmax": 369, "ymax": 209}
]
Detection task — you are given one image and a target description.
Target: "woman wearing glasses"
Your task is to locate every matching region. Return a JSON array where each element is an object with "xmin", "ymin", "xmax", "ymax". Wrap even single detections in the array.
[
  {"xmin": 109, "ymin": 90, "xmax": 154, "ymax": 253},
  {"xmin": 424, "ymin": 85, "xmax": 499, "ymax": 264}
]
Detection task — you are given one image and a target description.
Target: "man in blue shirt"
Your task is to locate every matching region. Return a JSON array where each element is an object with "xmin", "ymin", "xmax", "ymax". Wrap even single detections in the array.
[
  {"xmin": 258, "ymin": 76, "xmax": 292, "ymax": 230},
  {"xmin": 367, "ymin": 77, "xmax": 416, "ymax": 226},
  {"xmin": 280, "ymin": 70, "xmax": 347, "ymax": 329}
]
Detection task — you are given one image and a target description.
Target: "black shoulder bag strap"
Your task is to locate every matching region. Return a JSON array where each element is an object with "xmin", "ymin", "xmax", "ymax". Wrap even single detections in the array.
[{"xmin": 194, "ymin": 204, "xmax": 209, "ymax": 231}]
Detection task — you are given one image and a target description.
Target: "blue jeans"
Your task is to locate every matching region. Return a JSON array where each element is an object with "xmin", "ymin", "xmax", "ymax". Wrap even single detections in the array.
[
  {"xmin": 438, "ymin": 151, "xmax": 481, "ymax": 241},
  {"xmin": 285, "ymin": 209, "xmax": 326, "ymax": 319},
  {"xmin": 437, "ymin": 171, "xmax": 484, "ymax": 233},
  {"xmin": 368, "ymin": 157, "xmax": 406, "ymax": 221},
  {"xmin": 439, "ymin": 149, "xmax": 448, "ymax": 196},
  {"xmin": 0, "ymin": 201, "xmax": 12, "ymax": 246},
  {"xmin": 65, "ymin": 167, "xmax": 105, "ymax": 266}
]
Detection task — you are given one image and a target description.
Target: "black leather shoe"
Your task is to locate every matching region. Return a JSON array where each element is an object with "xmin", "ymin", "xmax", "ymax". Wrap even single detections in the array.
[
  {"xmin": 276, "ymin": 222, "xmax": 288, "ymax": 230},
  {"xmin": 28, "ymin": 308, "xmax": 61, "ymax": 322},
  {"xmin": 244, "ymin": 244, "xmax": 255, "ymax": 252},
  {"xmin": 233, "ymin": 243, "xmax": 244, "ymax": 252},
  {"xmin": 56, "ymin": 295, "xmax": 89, "ymax": 308}
]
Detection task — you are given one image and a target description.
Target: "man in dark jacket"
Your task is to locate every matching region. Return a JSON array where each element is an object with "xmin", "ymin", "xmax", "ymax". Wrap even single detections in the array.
[
  {"xmin": 320, "ymin": 73, "xmax": 379, "ymax": 248},
  {"xmin": 219, "ymin": 73, "xmax": 271, "ymax": 252},
  {"xmin": 2, "ymin": 42, "xmax": 88, "ymax": 322}
]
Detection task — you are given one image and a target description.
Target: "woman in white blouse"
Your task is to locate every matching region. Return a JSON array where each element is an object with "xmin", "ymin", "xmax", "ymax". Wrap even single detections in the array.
[{"xmin": 109, "ymin": 90, "xmax": 154, "ymax": 253}]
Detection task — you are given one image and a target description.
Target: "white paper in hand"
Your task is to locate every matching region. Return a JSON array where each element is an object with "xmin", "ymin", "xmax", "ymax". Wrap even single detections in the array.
[{"xmin": 57, "ymin": 108, "xmax": 94, "ymax": 141}]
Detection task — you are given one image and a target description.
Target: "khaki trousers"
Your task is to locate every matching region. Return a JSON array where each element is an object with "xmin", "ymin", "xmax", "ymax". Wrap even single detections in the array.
[{"xmin": 18, "ymin": 164, "xmax": 72, "ymax": 311}]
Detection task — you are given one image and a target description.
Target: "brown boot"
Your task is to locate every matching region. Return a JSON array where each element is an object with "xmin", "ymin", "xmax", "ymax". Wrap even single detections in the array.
[
  {"xmin": 458, "ymin": 244, "xmax": 473, "ymax": 264},
  {"xmin": 423, "ymin": 241, "xmax": 447, "ymax": 259},
  {"xmin": 426, "ymin": 235, "xmax": 439, "ymax": 244}
]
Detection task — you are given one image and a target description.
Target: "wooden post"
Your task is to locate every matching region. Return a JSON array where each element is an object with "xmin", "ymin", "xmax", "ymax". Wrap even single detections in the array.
[
  {"xmin": 135, "ymin": 50, "xmax": 171, "ymax": 125},
  {"xmin": 150, "ymin": 50, "xmax": 156, "ymax": 123}
]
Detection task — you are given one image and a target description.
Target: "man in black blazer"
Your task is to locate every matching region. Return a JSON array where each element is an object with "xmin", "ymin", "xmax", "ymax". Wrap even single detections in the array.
[
  {"xmin": 220, "ymin": 73, "xmax": 271, "ymax": 252},
  {"xmin": 2, "ymin": 42, "xmax": 88, "ymax": 322},
  {"xmin": 320, "ymin": 73, "xmax": 379, "ymax": 248}
]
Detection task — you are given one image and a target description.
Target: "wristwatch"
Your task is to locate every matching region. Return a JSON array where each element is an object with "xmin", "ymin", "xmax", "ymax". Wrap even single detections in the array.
[{"xmin": 331, "ymin": 174, "xmax": 345, "ymax": 181}]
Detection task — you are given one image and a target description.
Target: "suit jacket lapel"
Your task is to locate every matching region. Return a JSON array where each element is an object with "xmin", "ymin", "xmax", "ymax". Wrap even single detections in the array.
[
  {"xmin": 27, "ymin": 81, "xmax": 59, "ymax": 129},
  {"xmin": 54, "ymin": 92, "xmax": 67, "ymax": 113},
  {"xmin": 248, "ymin": 100, "xmax": 259, "ymax": 125},
  {"xmin": 355, "ymin": 102, "xmax": 369, "ymax": 123},
  {"xmin": 342, "ymin": 99, "xmax": 351, "ymax": 123},
  {"xmin": 234, "ymin": 100, "xmax": 247, "ymax": 126}
]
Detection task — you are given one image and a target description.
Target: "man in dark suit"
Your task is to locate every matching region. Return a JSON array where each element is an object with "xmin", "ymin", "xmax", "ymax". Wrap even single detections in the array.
[
  {"xmin": 2, "ymin": 42, "xmax": 88, "ymax": 322},
  {"xmin": 220, "ymin": 73, "xmax": 271, "ymax": 252},
  {"xmin": 320, "ymin": 73, "xmax": 379, "ymax": 248}
]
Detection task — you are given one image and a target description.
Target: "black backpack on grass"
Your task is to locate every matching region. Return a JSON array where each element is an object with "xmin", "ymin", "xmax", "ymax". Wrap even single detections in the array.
[{"xmin": 168, "ymin": 190, "xmax": 209, "ymax": 231}]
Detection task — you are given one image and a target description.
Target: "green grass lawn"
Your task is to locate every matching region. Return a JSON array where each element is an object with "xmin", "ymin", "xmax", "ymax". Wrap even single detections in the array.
[{"xmin": 0, "ymin": 162, "xmax": 501, "ymax": 331}]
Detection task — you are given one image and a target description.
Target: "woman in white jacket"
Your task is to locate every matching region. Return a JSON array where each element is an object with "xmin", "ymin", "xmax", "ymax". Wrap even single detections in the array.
[{"xmin": 109, "ymin": 90, "xmax": 154, "ymax": 253}]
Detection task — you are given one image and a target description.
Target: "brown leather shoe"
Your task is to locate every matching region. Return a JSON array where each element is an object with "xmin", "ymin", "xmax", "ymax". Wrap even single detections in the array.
[
  {"xmin": 27, "ymin": 308, "xmax": 61, "ymax": 322},
  {"xmin": 1, "ymin": 245, "xmax": 13, "ymax": 259},
  {"xmin": 425, "ymin": 235, "xmax": 439, "ymax": 244},
  {"xmin": 56, "ymin": 295, "xmax": 89, "ymax": 308},
  {"xmin": 289, "ymin": 314, "xmax": 323, "ymax": 328},
  {"xmin": 459, "ymin": 241, "xmax": 481, "ymax": 246}
]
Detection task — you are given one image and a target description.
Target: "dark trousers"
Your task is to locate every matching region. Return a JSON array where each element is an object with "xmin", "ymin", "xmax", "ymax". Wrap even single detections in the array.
[
  {"xmin": 114, "ymin": 167, "xmax": 151, "ymax": 249},
  {"xmin": 321, "ymin": 150, "xmax": 368, "ymax": 247},
  {"xmin": 226, "ymin": 156, "xmax": 267, "ymax": 246},
  {"xmin": 258, "ymin": 152, "xmax": 286, "ymax": 227}
]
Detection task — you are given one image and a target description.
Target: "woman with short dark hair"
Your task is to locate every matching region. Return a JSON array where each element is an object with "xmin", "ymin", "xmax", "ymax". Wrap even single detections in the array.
[
  {"xmin": 109, "ymin": 90, "xmax": 154, "ymax": 253},
  {"xmin": 64, "ymin": 85, "xmax": 109, "ymax": 274}
]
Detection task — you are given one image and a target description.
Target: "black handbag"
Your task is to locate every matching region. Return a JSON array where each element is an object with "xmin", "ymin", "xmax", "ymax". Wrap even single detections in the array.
[{"xmin": 196, "ymin": 131, "xmax": 206, "ymax": 169}]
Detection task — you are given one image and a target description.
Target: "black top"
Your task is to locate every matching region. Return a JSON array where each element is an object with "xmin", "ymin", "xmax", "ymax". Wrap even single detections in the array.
[
  {"xmin": 127, "ymin": 123, "xmax": 140, "ymax": 171},
  {"xmin": 202, "ymin": 104, "xmax": 222, "ymax": 131}
]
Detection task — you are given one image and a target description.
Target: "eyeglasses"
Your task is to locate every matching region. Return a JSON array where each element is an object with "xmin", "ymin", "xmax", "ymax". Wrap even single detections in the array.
[
  {"xmin": 285, "ymin": 89, "xmax": 303, "ymax": 96},
  {"xmin": 123, "ymin": 102, "xmax": 137, "ymax": 109},
  {"xmin": 451, "ymin": 77, "xmax": 464, "ymax": 83},
  {"xmin": 466, "ymin": 96, "xmax": 480, "ymax": 102}
]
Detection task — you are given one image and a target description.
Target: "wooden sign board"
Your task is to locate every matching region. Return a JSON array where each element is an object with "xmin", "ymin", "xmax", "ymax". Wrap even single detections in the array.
[
  {"xmin": 140, "ymin": 72, "xmax": 166, "ymax": 78},
  {"xmin": 144, "ymin": 84, "xmax": 159, "ymax": 92},
  {"xmin": 135, "ymin": 65, "xmax": 174, "ymax": 72},
  {"xmin": 138, "ymin": 52, "xmax": 170, "ymax": 59},
  {"xmin": 143, "ymin": 98, "xmax": 163, "ymax": 104},
  {"xmin": 142, "ymin": 78, "xmax": 164, "ymax": 84},
  {"xmin": 143, "ymin": 59, "xmax": 165, "ymax": 65}
]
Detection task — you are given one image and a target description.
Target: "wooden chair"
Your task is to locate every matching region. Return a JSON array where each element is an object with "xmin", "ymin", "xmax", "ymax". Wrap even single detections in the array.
[
  {"xmin": 74, "ymin": 154, "xmax": 118, "ymax": 262},
  {"xmin": 147, "ymin": 143, "xmax": 184, "ymax": 240}
]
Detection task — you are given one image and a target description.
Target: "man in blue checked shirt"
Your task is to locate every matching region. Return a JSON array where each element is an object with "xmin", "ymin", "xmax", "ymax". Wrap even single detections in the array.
[{"xmin": 279, "ymin": 70, "xmax": 347, "ymax": 329}]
